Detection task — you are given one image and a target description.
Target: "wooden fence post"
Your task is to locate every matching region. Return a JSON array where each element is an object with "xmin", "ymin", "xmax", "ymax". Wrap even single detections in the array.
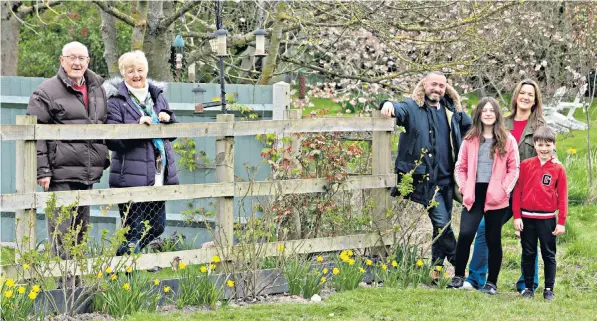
[
  {"xmin": 371, "ymin": 110, "xmax": 392, "ymax": 235},
  {"xmin": 215, "ymin": 114, "xmax": 235, "ymax": 248},
  {"xmin": 272, "ymin": 81, "xmax": 291, "ymax": 149},
  {"xmin": 15, "ymin": 115, "xmax": 37, "ymax": 259}
]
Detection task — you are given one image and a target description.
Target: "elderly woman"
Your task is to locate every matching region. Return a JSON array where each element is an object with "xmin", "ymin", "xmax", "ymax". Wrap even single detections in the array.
[{"xmin": 103, "ymin": 51, "xmax": 179, "ymax": 256}]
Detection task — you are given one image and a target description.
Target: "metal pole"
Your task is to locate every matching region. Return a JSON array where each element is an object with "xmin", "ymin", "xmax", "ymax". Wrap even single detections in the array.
[
  {"xmin": 220, "ymin": 56, "xmax": 226, "ymax": 113},
  {"xmin": 215, "ymin": 0, "xmax": 226, "ymax": 113}
]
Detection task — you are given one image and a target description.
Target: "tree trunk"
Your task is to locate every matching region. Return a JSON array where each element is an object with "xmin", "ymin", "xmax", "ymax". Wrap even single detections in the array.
[
  {"xmin": 1, "ymin": 2, "xmax": 21, "ymax": 76},
  {"xmin": 100, "ymin": 10, "xmax": 120, "ymax": 78},
  {"xmin": 143, "ymin": 0, "xmax": 173, "ymax": 81},
  {"xmin": 130, "ymin": 0, "xmax": 148, "ymax": 50},
  {"xmin": 257, "ymin": 2, "xmax": 286, "ymax": 85}
]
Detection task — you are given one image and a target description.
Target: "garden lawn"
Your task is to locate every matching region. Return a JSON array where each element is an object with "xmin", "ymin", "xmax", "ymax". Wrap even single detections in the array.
[{"xmin": 127, "ymin": 285, "xmax": 597, "ymax": 321}]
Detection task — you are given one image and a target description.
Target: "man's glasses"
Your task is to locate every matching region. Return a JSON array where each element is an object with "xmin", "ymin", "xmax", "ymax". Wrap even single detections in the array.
[{"xmin": 62, "ymin": 55, "xmax": 89, "ymax": 63}]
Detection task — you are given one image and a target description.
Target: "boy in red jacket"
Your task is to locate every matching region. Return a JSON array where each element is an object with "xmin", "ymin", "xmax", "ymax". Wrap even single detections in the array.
[{"xmin": 513, "ymin": 126, "xmax": 568, "ymax": 300}]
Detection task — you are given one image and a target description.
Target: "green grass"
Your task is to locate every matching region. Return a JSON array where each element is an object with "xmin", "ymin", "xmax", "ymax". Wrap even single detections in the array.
[
  {"xmin": 299, "ymin": 97, "xmax": 343, "ymax": 117},
  {"xmin": 127, "ymin": 285, "xmax": 597, "ymax": 321}
]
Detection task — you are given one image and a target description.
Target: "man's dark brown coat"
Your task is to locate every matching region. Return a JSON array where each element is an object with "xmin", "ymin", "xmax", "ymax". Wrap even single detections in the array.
[{"xmin": 26, "ymin": 67, "xmax": 109, "ymax": 184}]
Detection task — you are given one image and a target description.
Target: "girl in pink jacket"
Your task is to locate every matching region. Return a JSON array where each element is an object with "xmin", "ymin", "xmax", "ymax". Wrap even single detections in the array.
[{"xmin": 447, "ymin": 97, "xmax": 520, "ymax": 294}]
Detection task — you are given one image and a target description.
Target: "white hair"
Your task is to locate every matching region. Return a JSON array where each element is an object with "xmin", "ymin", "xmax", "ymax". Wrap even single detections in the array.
[
  {"xmin": 118, "ymin": 51, "xmax": 149, "ymax": 76},
  {"xmin": 61, "ymin": 41, "xmax": 89, "ymax": 56}
]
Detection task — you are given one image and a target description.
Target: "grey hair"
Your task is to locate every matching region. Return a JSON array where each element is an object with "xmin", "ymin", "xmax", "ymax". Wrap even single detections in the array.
[
  {"xmin": 118, "ymin": 51, "xmax": 149, "ymax": 76},
  {"xmin": 425, "ymin": 71, "xmax": 446, "ymax": 79},
  {"xmin": 61, "ymin": 41, "xmax": 89, "ymax": 56}
]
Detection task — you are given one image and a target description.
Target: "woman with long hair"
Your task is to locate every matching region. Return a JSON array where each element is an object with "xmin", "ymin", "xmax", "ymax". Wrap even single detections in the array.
[
  {"xmin": 447, "ymin": 97, "xmax": 520, "ymax": 294},
  {"xmin": 463, "ymin": 80, "xmax": 546, "ymax": 292}
]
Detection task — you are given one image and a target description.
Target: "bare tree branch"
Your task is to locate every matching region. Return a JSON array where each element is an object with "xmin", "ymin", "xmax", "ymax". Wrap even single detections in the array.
[
  {"xmin": 157, "ymin": 0, "xmax": 202, "ymax": 30},
  {"xmin": 16, "ymin": 0, "xmax": 64, "ymax": 17},
  {"xmin": 92, "ymin": 0, "xmax": 138, "ymax": 27}
]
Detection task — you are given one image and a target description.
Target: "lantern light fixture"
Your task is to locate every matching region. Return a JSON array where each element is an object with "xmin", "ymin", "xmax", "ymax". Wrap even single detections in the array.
[
  {"xmin": 254, "ymin": 29, "xmax": 267, "ymax": 56},
  {"xmin": 215, "ymin": 28, "xmax": 228, "ymax": 57}
]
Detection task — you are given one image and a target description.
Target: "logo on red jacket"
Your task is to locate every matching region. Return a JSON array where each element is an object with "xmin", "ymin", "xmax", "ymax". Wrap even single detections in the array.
[{"xmin": 542, "ymin": 174, "xmax": 552, "ymax": 186}]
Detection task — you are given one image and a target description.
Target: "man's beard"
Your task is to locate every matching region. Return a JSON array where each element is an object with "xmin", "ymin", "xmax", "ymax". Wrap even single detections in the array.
[{"xmin": 425, "ymin": 93, "xmax": 441, "ymax": 104}]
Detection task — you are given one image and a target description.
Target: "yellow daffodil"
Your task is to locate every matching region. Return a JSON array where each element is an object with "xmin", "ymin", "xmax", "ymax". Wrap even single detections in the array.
[
  {"xmin": 320, "ymin": 277, "xmax": 327, "ymax": 282},
  {"xmin": 209, "ymin": 264, "xmax": 216, "ymax": 271},
  {"xmin": 365, "ymin": 259, "xmax": 373, "ymax": 266},
  {"xmin": 347, "ymin": 250, "xmax": 353, "ymax": 257},
  {"xmin": 5, "ymin": 290, "xmax": 13, "ymax": 298},
  {"xmin": 23, "ymin": 264, "xmax": 30, "ymax": 270},
  {"xmin": 227, "ymin": 280, "xmax": 235, "ymax": 288},
  {"xmin": 416, "ymin": 260, "xmax": 424, "ymax": 267},
  {"xmin": 277, "ymin": 244, "xmax": 285, "ymax": 253},
  {"xmin": 359, "ymin": 267, "xmax": 365, "ymax": 273},
  {"xmin": 105, "ymin": 266, "xmax": 112, "ymax": 274},
  {"xmin": 435, "ymin": 266, "xmax": 443, "ymax": 272},
  {"xmin": 381, "ymin": 264, "xmax": 388, "ymax": 271},
  {"xmin": 391, "ymin": 261, "xmax": 398, "ymax": 268},
  {"xmin": 322, "ymin": 268, "xmax": 329, "ymax": 274},
  {"xmin": 111, "ymin": 274, "xmax": 118, "ymax": 281},
  {"xmin": 444, "ymin": 272, "xmax": 449, "ymax": 277},
  {"xmin": 567, "ymin": 147, "xmax": 577, "ymax": 155},
  {"xmin": 163, "ymin": 286, "xmax": 171, "ymax": 293},
  {"xmin": 123, "ymin": 283, "xmax": 131, "ymax": 291},
  {"xmin": 96, "ymin": 272, "xmax": 103, "ymax": 279},
  {"xmin": 28, "ymin": 291, "xmax": 38, "ymax": 300},
  {"xmin": 32, "ymin": 285, "xmax": 40, "ymax": 293},
  {"xmin": 5, "ymin": 278, "xmax": 15, "ymax": 287},
  {"xmin": 200, "ymin": 266, "xmax": 208, "ymax": 273},
  {"xmin": 340, "ymin": 254, "xmax": 349, "ymax": 262},
  {"xmin": 179, "ymin": 262, "xmax": 187, "ymax": 270},
  {"xmin": 153, "ymin": 279, "xmax": 160, "ymax": 285},
  {"xmin": 212, "ymin": 256, "xmax": 221, "ymax": 263},
  {"xmin": 332, "ymin": 268, "xmax": 340, "ymax": 275},
  {"xmin": 17, "ymin": 286, "xmax": 26, "ymax": 294},
  {"xmin": 316, "ymin": 256, "xmax": 324, "ymax": 263},
  {"xmin": 126, "ymin": 266, "xmax": 133, "ymax": 273},
  {"xmin": 348, "ymin": 259, "xmax": 355, "ymax": 265}
]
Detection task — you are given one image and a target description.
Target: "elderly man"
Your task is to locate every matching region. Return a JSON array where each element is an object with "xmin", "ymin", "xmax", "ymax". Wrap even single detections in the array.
[
  {"xmin": 379, "ymin": 72, "xmax": 472, "ymax": 274},
  {"xmin": 26, "ymin": 42, "xmax": 108, "ymax": 285}
]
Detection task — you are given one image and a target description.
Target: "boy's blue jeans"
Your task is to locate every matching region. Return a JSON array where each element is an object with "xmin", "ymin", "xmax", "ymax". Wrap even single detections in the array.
[{"xmin": 465, "ymin": 217, "xmax": 539, "ymax": 292}]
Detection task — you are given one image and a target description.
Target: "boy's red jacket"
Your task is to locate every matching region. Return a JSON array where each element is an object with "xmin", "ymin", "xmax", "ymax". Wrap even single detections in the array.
[{"xmin": 513, "ymin": 156, "xmax": 568, "ymax": 225}]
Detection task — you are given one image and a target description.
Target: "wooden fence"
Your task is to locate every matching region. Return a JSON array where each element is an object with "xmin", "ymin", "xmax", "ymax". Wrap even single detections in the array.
[{"xmin": 0, "ymin": 111, "xmax": 395, "ymax": 279}]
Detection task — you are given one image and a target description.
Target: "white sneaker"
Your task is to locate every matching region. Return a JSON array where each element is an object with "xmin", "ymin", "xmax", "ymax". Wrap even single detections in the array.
[{"xmin": 462, "ymin": 281, "xmax": 476, "ymax": 290}]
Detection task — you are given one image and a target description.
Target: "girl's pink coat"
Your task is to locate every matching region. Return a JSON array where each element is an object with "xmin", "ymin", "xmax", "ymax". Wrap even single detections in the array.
[{"xmin": 455, "ymin": 134, "xmax": 520, "ymax": 212}]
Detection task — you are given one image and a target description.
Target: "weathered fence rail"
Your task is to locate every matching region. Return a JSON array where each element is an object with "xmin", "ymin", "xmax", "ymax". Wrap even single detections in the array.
[
  {"xmin": 0, "ymin": 117, "xmax": 394, "ymax": 141},
  {"xmin": 0, "ymin": 111, "xmax": 395, "ymax": 279}
]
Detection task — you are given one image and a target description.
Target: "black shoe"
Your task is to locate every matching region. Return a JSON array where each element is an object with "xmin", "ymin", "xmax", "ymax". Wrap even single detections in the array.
[
  {"xmin": 480, "ymin": 282, "xmax": 497, "ymax": 295},
  {"xmin": 447, "ymin": 276, "xmax": 464, "ymax": 289},
  {"xmin": 520, "ymin": 288, "xmax": 534, "ymax": 298},
  {"xmin": 543, "ymin": 288, "xmax": 555, "ymax": 300}
]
